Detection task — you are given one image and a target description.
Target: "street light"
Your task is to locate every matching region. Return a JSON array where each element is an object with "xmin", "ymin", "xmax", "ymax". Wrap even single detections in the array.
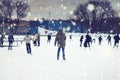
[
  {"xmin": 87, "ymin": 4, "xmax": 95, "ymax": 33},
  {"xmin": 2, "ymin": 12, "xmax": 5, "ymax": 34},
  {"xmin": 48, "ymin": 11, "xmax": 51, "ymax": 30}
]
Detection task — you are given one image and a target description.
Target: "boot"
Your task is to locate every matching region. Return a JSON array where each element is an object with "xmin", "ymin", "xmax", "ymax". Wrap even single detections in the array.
[
  {"xmin": 63, "ymin": 56, "xmax": 66, "ymax": 60},
  {"xmin": 57, "ymin": 56, "xmax": 59, "ymax": 60}
]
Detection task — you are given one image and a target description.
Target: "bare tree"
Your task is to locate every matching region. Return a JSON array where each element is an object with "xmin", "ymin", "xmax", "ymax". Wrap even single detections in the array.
[
  {"xmin": 1, "ymin": 0, "xmax": 15, "ymax": 19},
  {"xmin": 15, "ymin": 0, "xmax": 30, "ymax": 19},
  {"xmin": 73, "ymin": 0, "xmax": 117, "ymax": 33},
  {"xmin": 0, "ymin": 0, "xmax": 30, "ymax": 34},
  {"xmin": 0, "ymin": 0, "xmax": 30, "ymax": 20}
]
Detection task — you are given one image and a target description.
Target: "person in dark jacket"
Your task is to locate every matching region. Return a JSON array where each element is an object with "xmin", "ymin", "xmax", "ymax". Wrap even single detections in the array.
[
  {"xmin": 84, "ymin": 33, "xmax": 92, "ymax": 47},
  {"xmin": 8, "ymin": 33, "xmax": 14, "ymax": 50},
  {"xmin": 80, "ymin": 35, "xmax": 84, "ymax": 47},
  {"xmin": 98, "ymin": 35, "xmax": 103, "ymax": 45},
  {"xmin": 54, "ymin": 29, "xmax": 66, "ymax": 60},
  {"xmin": 47, "ymin": 33, "xmax": 52, "ymax": 43},
  {"xmin": 106, "ymin": 34, "xmax": 111, "ymax": 46},
  {"xmin": 0, "ymin": 33, "xmax": 6, "ymax": 47},
  {"xmin": 113, "ymin": 34, "xmax": 120, "ymax": 48}
]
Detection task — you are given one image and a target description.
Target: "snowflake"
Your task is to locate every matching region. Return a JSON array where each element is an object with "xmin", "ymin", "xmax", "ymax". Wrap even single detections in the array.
[
  {"xmin": 24, "ymin": 0, "xmax": 27, "ymax": 3},
  {"xmin": 40, "ymin": 7, "xmax": 43, "ymax": 10},
  {"xmin": 16, "ymin": 3, "xmax": 20, "ymax": 6},
  {"xmin": 27, "ymin": 12, "xmax": 31, "ymax": 17},
  {"xmin": 81, "ymin": 19, "xmax": 84, "ymax": 22},
  {"xmin": 52, "ymin": 21, "xmax": 54, "ymax": 24},
  {"xmin": 63, "ymin": 6, "xmax": 67, "ymax": 10},
  {"xmin": 71, "ymin": 21, "xmax": 76, "ymax": 26},
  {"xmin": 34, "ymin": 17, "xmax": 37, "ymax": 21},
  {"xmin": 66, "ymin": 26, "xmax": 71, "ymax": 31},
  {"xmin": 110, "ymin": 30, "xmax": 113, "ymax": 33},
  {"xmin": 104, "ymin": 20, "xmax": 107, "ymax": 23},
  {"xmin": 39, "ymin": 19, "xmax": 43, "ymax": 23},
  {"xmin": 118, "ymin": 23, "xmax": 120, "ymax": 25},
  {"xmin": 117, "ymin": 3, "xmax": 120, "ymax": 7},
  {"xmin": 60, "ymin": 4, "xmax": 67, "ymax": 10},
  {"xmin": 63, "ymin": 27, "xmax": 66, "ymax": 32},
  {"xmin": 105, "ymin": 8, "xmax": 109, "ymax": 11},
  {"xmin": 69, "ymin": 10, "xmax": 73, "ymax": 15}
]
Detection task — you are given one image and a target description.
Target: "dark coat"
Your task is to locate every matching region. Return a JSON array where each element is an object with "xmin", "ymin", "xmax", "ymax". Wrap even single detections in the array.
[
  {"xmin": 54, "ymin": 30, "xmax": 66, "ymax": 47},
  {"xmin": 8, "ymin": 34, "xmax": 14, "ymax": 43}
]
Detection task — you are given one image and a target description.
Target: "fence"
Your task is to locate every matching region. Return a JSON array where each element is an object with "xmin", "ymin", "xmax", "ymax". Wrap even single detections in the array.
[{"xmin": 0, "ymin": 38, "xmax": 23, "ymax": 47}]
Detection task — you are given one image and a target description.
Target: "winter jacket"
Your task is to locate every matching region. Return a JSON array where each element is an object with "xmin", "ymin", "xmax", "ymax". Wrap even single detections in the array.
[
  {"xmin": 54, "ymin": 30, "xmax": 66, "ymax": 47},
  {"xmin": 23, "ymin": 35, "xmax": 33, "ymax": 43},
  {"xmin": 8, "ymin": 34, "xmax": 14, "ymax": 43}
]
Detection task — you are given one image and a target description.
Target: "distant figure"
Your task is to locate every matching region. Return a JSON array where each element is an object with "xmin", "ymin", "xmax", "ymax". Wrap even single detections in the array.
[
  {"xmin": 33, "ymin": 32, "xmax": 37, "ymax": 46},
  {"xmin": 84, "ymin": 33, "xmax": 92, "ymax": 48},
  {"xmin": 69, "ymin": 35, "xmax": 72, "ymax": 40},
  {"xmin": 47, "ymin": 33, "xmax": 52, "ymax": 43},
  {"xmin": 92, "ymin": 38, "xmax": 96, "ymax": 44},
  {"xmin": 113, "ymin": 34, "xmax": 120, "ymax": 48},
  {"xmin": 54, "ymin": 29, "xmax": 66, "ymax": 60},
  {"xmin": 8, "ymin": 33, "xmax": 14, "ymax": 50},
  {"xmin": 80, "ymin": 35, "xmax": 84, "ymax": 47},
  {"xmin": 106, "ymin": 34, "xmax": 111, "ymax": 46},
  {"xmin": 37, "ymin": 33, "xmax": 40, "ymax": 46},
  {"xmin": 98, "ymin": 35, "xmax": 103, "ymax": 45},
  {"xmin": 22, "ymin": 33, "xmax": 33, "ymax": 54},
  {"xmin": 0, "ymin": 33, "xmax": 6, "ymax": 47}
]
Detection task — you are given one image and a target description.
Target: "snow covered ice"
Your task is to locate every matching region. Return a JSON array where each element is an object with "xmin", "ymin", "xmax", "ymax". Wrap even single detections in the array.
[{"xmin": 0, "ymin": 34, "xmax": 120, "ymax": 80}]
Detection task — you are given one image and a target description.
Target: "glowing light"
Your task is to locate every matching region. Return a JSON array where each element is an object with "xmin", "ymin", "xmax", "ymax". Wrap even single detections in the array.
[{"xmin": 87, "ymin": 4, "xmax": 95, "ymax": 11}]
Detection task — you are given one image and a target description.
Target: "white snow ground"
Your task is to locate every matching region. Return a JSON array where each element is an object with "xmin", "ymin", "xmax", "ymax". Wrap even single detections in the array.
[{"xmin": 0, "ymin": 34, "xmax": 120, "ymax": 80}]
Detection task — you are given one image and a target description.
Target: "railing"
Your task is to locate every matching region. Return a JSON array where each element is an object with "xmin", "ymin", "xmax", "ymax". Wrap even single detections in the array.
[{"xmin": 0, "ymin": 38, "xmax": 23, "ymax": 47}]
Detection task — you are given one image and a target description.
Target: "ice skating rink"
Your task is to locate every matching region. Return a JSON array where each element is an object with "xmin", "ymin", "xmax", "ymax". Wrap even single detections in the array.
[{"xmin": 0, "ymin": 34, "xmax": 120, "ymax": 80}]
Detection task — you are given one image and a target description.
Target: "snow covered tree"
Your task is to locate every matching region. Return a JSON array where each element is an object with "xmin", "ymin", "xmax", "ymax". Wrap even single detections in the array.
[
  {"xmin": 0, "ymin": 0, "xmax": 30, "ymax": 34},
  {"xmin": 73, "ymin": 0, "xmax": 117, "ymax": 33},
  {"xmin": 0, "ymin": 0, "xmax": 30, "ymax": 20},
  {"xmin": 0, "ymin": 0, "xmax": 15, "ymax": 19},
  {"xmin": 15, "ymin": 0, "xmax": 30, "ymax": 19}
]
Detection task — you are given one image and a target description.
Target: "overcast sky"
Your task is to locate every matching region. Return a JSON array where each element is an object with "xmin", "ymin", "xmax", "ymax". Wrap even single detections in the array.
[{"xmin": 26, "ymin": 0, "xmax": 120, "ymax": 20}]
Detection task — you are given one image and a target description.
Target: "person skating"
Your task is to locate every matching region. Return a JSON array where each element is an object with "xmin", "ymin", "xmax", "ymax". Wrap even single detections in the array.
[
  {"xmin": 84, "ymin": 33, "xmax": 92, "ymax": 47},
  {"xmin": 98, "ymin": 35, "xmax": 103, "ymax": 45},
  {"xmin": 69, "ymin": 35, "xmax": 72, "ymax": 40},
  {"xmin": 80, "ymin": 35, "xmax": 84, "ymax": 47},
  {"xmin": 8, "ymin": 33, "xmax": 14, "ymax": 50},
  {"xmin": 54, "ymin": 29, "xmax": 66, "ymax": 60},
  {"xmin": 33, "ymin": 32, "xmax": 37, "ymax": 46},
  {"xmin": 106, "ymin": 34, "xmax": 111, "ymax": 46},
  {"xmin": 113, "ymin": 34, "xmax": 120, "ymax": 48},
  {"xmin": 37, "ymin": 33, "xmax": 40, "ymax": 46},
  {"xmin": 22, "ymin": 33, "xmax": 33, "ymax": 54},
  {"xmin": 0, "ymin": 33, "xmax": 6, "ymax": 47},
  {"xmin": 47, "ymin": 33, "xmax": 52, "ymax": 43}
]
